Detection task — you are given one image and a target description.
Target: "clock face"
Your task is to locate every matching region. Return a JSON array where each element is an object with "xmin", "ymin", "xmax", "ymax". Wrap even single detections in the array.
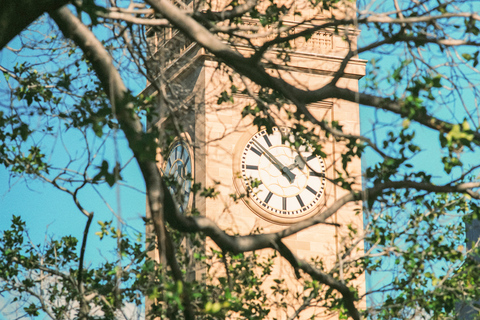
[
  {"xmin": 235, "ymin": 127, "xmax": 326, "ymax": 223},
  {"xmin": 164, "ymin": 140, "xmax": 193, "ymax": 213}
]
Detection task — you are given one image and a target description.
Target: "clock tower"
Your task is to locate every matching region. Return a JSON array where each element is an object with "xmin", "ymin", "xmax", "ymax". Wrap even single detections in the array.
[{"xmin": 146, "ymin": 0, "xmax": 367, "ymax": 318}]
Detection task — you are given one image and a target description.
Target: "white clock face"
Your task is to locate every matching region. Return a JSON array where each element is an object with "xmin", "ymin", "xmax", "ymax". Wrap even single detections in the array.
[
  {"xmin": 239, "ymin": 127, "xmax": 326, "ymax": 221},
  {"xmin": 164, "ymin": 141, "xmax": 192, "ymax": 213}
]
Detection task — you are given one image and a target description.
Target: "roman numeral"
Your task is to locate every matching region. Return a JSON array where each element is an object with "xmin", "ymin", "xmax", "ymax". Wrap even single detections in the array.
[
  {"xmin": 265, "ymin": 192, "xmax": 273, "ymax": 204},
  {"xmin": 306, "ymin": 185, "xmax": 317, "ymax": 195},
  {"xmin": 296, "ymin": 195, "xmax": 305, "ymax": 207},
  {"xmin": 245, "ymin": 165, "xmax": 258, "ymax": 170},
  {"xmin": 282, "ymin": 197, "xmax": 287, "ymax": 210},
  {"xmin": 306, "ymin": 154, "xmax": 316, "ymax": 161},
  {"xmin": 263, "ymin": 135, "xmax": 272, "ymax": 147},
  {"xmin": 250, "ymin": 146, "xmax": 262, "ymax": 156}
]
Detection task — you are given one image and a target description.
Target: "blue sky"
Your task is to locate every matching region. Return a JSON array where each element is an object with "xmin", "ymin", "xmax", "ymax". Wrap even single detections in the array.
[
  {"xmin": 0, "ymin": 34, "xmax": 147, "ymax": 266},
  {"xmin": 1, "ymin": 2, "xmax": 480, "ymax": 318}
]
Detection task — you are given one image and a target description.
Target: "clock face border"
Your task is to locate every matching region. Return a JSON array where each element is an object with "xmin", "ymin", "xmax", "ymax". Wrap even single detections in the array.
[
  {"xmin": 233, "ymin": 126, "xmax": 328, "ymax": 225},
  {"xmin": 164, "ymin": 135, "xmax": 194, "ymax": 213}
]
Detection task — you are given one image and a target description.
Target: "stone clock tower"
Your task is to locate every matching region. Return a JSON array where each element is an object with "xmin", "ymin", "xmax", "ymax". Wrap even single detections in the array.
[{"xmin": 146, "ymin": 0, "xmax": 367, "ymax": 318}]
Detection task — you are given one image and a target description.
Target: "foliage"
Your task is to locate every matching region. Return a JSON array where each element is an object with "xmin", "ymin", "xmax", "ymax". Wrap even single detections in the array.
[{"xmin": 1, "ymin": 0, "xmax": 480, "ymax": 319}]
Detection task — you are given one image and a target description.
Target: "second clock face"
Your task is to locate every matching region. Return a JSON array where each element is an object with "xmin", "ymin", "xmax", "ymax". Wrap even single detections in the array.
[
  {"xmin": 165, "ymin": 140, "xmax": 192, "ymax": 213},
  {"xmin": 238, "ymin": 127, "xmax": 326, "ymax": 221}
]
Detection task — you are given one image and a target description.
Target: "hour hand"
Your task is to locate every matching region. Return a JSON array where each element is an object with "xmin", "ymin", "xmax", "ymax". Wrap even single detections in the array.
[
  {"xmin": 253, "ymin": 140, "xmax": 296, "ymax": 182},
  {"xmin": 287, "ymin": 154, "xmax": 306, "ymax": 171}
]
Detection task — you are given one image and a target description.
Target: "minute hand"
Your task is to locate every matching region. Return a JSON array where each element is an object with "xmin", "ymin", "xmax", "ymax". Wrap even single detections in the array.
[{"xmin": 253, "ymin": 140, "xmax": 296, "ymax": 182}]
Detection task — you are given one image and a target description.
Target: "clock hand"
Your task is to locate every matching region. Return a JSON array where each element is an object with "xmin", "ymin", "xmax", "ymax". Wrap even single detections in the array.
[
  {"xmin": 287, "ymin": 154, "xmax": 306, "ymax": 170},
  {"xmin": 252, "ymin": 139, "xmax": 290, "ymax": 174},
  {"xmin": 252, "ymin": 139, "xmax": 296, "ymax": 182}
]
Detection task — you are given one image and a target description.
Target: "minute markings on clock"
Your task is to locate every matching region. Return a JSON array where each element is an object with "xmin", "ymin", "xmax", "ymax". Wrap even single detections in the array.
[{"xmin": 239, "ymin": 128, "xmax": 327, "ymax": 217}]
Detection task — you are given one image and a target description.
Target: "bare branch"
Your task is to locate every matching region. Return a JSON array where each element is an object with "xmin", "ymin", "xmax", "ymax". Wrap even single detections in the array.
[
  {"xmin": 361, "ymin": 11, "xmax": 480, "ymax": 25},
  {"xmin": 98, "ymin": 11, "xmax": 169, "ymax": 26},
  {"xmin": 194, "ymin": 0, "xmax": 258, "ymax": 22},
  {"xmin": 77, "ymin": 213, "xmax": 93, "ymax": 292},
  {"xmin": 0, "ymin": 0, "xmax": 70, "ymax": 50}
]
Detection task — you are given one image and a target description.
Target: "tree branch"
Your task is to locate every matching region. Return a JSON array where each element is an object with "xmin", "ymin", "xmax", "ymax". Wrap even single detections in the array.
[
  {"xmin": 98, "ymin": 11, "xmax": 169, "ymax": 26},
  {"xmin": 48, "ymin": 4, "xmax": 480, "ymax": 320},
  {"xmin": 273, "ymin": 235, "xmax": 360, "ymax": 320},
  {"xmin": 50, "ymin": 5, "xmax": 169, "ymax": 316},
  {"xmin": 144, "ymin": 0, "xmax": 480, "ymax": 147},
  {"xmin": 325, "ymin": 86, "xmax": 480, "ymax": 142},
  {"xmin": 77, "ymin": 213, "xmax": 93, "ymax": 291},
  {"xmin": 194, "ymin": 0, "xmax": 257, "ymax": 22},
  {"xmin": 0, "ymin": 0, "xmax": 70, "ymax": 50},
  {"xmin": 162, "ymin": 226, "xmax": 195, "ymax": 319}
]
